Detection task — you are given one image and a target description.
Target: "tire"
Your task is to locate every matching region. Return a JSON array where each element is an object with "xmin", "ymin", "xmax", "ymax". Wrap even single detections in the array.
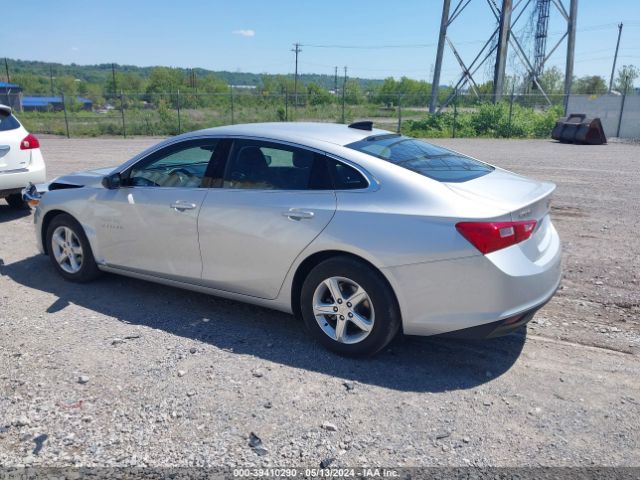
[
  {"xmin": 45, "ymin": 213, "xmax": 101, "ymax": 283},
  {"xmin": 6, "ymin": 193, "xmax": 29, "ymax": 209},
  {"xmin": 300, "ymin": 256, "xmax": 401, "ymax": 357}
]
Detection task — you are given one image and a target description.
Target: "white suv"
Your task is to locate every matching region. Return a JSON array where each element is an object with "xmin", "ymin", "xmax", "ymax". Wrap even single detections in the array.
[{"xmin": 0, "ymin": 104, "xmax": 46, "ymax": 208}]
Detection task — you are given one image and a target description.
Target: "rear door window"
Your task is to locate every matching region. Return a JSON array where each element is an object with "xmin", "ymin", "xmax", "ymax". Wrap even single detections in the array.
[
  {"xmin": 346, "ymin": 135, "xmax": 493, "ymax": 182},
  {"xmin": 0, "ymin": 113, "xmax": 21, "ymax": 132},
  {"xmin": 223, "ymin": 140, "xmax": 333, "ymax": 190},
  {"xmin": 326, "ymin": 158, "xmax": 369, "ymax": 190}
]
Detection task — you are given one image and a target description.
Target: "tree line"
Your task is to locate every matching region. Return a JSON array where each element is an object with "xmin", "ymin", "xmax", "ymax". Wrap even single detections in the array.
[{"xmin": 4, "ymin": 58, "xmax": 637, "ymax": 112}]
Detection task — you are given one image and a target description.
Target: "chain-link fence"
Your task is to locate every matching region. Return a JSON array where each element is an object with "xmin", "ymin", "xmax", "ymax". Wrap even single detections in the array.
[{"xmin": 7, "ymin": 90, "xmax": 639, "ymax": 140}]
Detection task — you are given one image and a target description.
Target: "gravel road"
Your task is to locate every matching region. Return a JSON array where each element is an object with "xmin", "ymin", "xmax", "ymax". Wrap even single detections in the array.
[{"xmin": 0, "ymin": 136, "xmax": 638, "ymax": 468}]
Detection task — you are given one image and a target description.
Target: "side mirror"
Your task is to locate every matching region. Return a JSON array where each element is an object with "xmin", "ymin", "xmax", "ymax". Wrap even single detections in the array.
[{"xmin": 102, "ymin": 172, "xmax": 122, "ymax": 189}]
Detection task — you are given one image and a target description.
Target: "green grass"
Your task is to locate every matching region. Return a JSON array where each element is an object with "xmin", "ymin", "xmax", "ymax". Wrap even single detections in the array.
[
  {"xmin": 18, "ymin": 101, "xmax": 562, "ymax": 139},
  {"xmin": 402, "ymin": 103, "xmax": 564, "ymax": 139}
]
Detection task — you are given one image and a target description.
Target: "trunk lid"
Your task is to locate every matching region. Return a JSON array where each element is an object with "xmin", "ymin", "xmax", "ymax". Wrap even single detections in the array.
[
  {"xmin": 446, "ymin": 168, "xmax": 556, "ymax": 262},
  {"xmin": 445, "ymin": 168, "xmax": 555, "ymax": 222}
]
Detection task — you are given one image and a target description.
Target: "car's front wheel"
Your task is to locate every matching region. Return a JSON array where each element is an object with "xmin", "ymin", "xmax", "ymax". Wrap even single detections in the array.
[
  {"xmin": 46, "ymin": 214, "xmax": 101, "ymax": 282},
  {"xmin": 5, "ymin": 193, "xmax": 29, "ymax": 209},
  {"xmin": 300, "ymin": 256, "xmax": 401, "ymax": 356}
]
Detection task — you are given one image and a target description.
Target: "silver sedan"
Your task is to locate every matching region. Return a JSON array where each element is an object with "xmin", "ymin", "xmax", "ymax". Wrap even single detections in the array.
[{"xmin": 25, "ymin": 122, "xmax": 562, "ymax": 356}]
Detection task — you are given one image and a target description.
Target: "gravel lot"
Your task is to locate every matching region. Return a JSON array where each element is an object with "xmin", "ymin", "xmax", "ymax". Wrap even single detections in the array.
[{"xmin": 0, "ymin": 136, "xmax": 639, "ymax": 468}]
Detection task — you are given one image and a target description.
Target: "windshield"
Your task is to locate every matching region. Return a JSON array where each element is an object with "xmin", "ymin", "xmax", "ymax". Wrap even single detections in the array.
[{"xmin": 346, "ymin": 135, "xmax": 494, "ymax": 183}]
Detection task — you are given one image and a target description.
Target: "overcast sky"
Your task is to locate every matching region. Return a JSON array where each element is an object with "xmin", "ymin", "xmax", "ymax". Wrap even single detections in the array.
[{"xmin": 4, "ymin": 0, "xmax": 640, "ymax": 84}]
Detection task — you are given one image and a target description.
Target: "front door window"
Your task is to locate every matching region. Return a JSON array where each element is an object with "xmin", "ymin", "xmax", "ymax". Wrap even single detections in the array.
[{"xmin": 127, "ymin": 140, "xmax": 219, "ymax": 188}]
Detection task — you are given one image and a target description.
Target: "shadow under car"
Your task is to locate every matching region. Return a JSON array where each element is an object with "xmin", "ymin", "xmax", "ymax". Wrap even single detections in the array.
[{"xmin": 0, "ymin": 254, "xmax": 527, "ymax": 393}]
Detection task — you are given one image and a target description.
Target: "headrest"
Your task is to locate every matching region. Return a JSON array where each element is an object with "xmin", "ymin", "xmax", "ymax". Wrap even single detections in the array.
[
  {"xmin": 236, "ymin": 146, "xmax": 268, "ymax": 170},
  {"xmin": 292, "ymin": 150, "xmax": 314, "ymax": 168}
]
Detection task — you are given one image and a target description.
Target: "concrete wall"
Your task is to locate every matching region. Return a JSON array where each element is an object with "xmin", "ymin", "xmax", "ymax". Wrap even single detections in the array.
[
  {"xmin": 567, "ymin": 94, "xmax": 639, "ymax": 139},
  {"xmin": 618, "ymin": 96, "xmax": 640, "ymax": 139}
]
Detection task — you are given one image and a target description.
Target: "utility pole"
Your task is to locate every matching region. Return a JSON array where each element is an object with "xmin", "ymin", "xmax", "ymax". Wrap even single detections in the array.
[
  {"xmin": 334, "ymin": 66, "xmax": 338, "ymax": 95},
  {"xmin": 49, "ymin": 65, "xmax": 55, "ymax": 96},
  {"xmin": 563, "ymin": 0, "xmax": 578, "ymax": 113},
  {"xmin": 493, "ymin": 0, "xmax": 513, "ymax": 103},
  {"xmin": 609, "ymin": 23, "xmax": 623, "ymax": 93},
  {"xmin": 430, "ymin": 0, "xmax": 451, "ymax": 113},
  {"xmin": 292, "ymin": 43, "xmax": 302, "ymax": 107},
  {"xmin": 341, "ymin": 66, "xmax": 347, "ymax": 123},
  {"xmin": 111, "ymin": 63, "xmax": 118, "ymax": 96},
  {"xmin": 4, "ymin": 58, "xmax": 10, "ymax": 83}
]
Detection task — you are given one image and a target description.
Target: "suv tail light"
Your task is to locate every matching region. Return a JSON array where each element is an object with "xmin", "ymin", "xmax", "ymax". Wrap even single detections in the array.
[
  {"xmin": 456, "ymin": 220, "xmax": 537, "ymax": 254},
  {"xmin": 20, "ymin": 134, "xmax": 40, "ymax": 150}
]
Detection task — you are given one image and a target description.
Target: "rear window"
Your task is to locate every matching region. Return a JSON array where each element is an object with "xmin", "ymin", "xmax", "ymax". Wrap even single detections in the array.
[
  {"xmin": 346, "ymin": 135, "xmax": 493, "ymax": 183},
  {"xmin": 0, "ymin": 112, "xmax": 21, "ymax": 132}
]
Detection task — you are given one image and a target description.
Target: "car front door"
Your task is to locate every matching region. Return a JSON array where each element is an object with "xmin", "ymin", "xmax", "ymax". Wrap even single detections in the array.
[
  {"xmin": 198, "ymin": 139, "xmax": 337, "ymax": 299},
  {"xmin": 94, "ymin": 138, "xmax": 221, "ymax": 280}
]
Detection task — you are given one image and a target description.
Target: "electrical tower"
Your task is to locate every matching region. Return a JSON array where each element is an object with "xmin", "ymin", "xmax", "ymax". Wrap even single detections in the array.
[
  {"xmin": 533, "ymin": 0, "xmax": 551, "ymax": 79},
  {"xmin": 429, "ymin": 0, "xmax": 578, "ymax": 113}
]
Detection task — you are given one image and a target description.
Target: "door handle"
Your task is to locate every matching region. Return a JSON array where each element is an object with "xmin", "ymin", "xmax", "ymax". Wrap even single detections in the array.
[
  {"xmin": 283, "ymin": 208, "xmax": 315, "ymax": 220},
  {"xmin": 170, "ymin": 201, "xmax": 197, "ymax": 211}
]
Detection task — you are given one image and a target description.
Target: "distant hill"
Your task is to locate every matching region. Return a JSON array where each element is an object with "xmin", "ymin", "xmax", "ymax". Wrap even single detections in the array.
[{"xmin": 4, "ymin": 58, "xmax": 384, "ymax": 92}]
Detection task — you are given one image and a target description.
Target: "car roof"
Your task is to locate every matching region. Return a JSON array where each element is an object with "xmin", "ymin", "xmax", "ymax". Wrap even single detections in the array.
[{"xmin": 187, "ymin": 122, "xmax": 391, "ymax": 146}]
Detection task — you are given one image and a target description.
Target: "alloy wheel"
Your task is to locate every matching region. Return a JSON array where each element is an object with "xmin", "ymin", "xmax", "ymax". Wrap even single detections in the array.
[
  {"xmin": 51, "ymin": 226, "xmax": 84, "ymax": 274},
  {"xmin": 312, "ymin": 276, "xmax": 375, "ymax": 344}
]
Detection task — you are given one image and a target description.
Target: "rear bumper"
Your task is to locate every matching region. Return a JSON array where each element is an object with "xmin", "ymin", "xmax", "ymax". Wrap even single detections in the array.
[
  {"xmin": 383, "ymin": 221, "xmax": 562, "ymax": 337},
  {"xmin": 0, "ymin": 150, "xmax": 46, "ymax": 196},
  {"xmin": 438, "ymin": 296, "xmax": 550, "ymax": 339}
]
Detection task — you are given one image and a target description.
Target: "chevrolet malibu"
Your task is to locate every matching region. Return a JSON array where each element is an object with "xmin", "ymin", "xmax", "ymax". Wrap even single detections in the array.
[{"xmin": 25, "ymin": 122, "xmax": 561, "ymax": 356}]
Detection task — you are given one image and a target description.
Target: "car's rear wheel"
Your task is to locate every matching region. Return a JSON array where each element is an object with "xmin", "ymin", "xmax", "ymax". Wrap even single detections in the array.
[
  {"xmin": 46, "ymin": 214, "xmax": 101, "ymax": 282},
  {"xmin": 300, "ymin": 256, "xmax": 401, "ymax": 356},
  {"xmin": 5, "ymin": 193, "xmax": 29, "ymax": 209}
]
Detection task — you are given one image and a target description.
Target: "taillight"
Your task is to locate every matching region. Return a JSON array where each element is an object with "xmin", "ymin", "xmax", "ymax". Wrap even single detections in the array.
[
  {"xmin": 456, "ymin": 220, "xmax": 537, "ymax": 254},
  {"xmin": 20, "ymin": 134, "xmax": 40, "ymax": 150}
]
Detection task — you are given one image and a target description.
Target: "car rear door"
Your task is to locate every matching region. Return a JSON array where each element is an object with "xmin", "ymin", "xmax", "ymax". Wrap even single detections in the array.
[
  {"xmin": 198, "ymin": 138, "xmax": 337, "ymax": 299},
  {"xmin": 94, "ymin": 138, "xmax": 221, "ymax": 280}
]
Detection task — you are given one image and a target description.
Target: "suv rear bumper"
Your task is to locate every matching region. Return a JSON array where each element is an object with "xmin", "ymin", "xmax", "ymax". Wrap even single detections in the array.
[
  {"xmin": 0, "ymin": 187, "xmax": 23, "ymax": 197},
  {"xmin": 0, "ymin": 150, "xmax": 46, "ymax": 196}
]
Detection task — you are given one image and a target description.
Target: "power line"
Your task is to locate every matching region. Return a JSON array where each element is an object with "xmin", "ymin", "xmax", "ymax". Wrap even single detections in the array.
[
  {"xmin": 575, "ymin": 55, "xmax": 640, "ymax": 63},
  {"xmin": 302, "ymin": 42, "xmax": 437, "ymax": 49},
  {"xmin": 299, "ymin": 22, "xmax": 626, "ymax": 53},
  {"xmin": 301, "ymin": 38, "xmax": 493, "ymax": 50},
  {"xmin": 299, "ymin": 60, "xmax": 424, "ymax": 73}
]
